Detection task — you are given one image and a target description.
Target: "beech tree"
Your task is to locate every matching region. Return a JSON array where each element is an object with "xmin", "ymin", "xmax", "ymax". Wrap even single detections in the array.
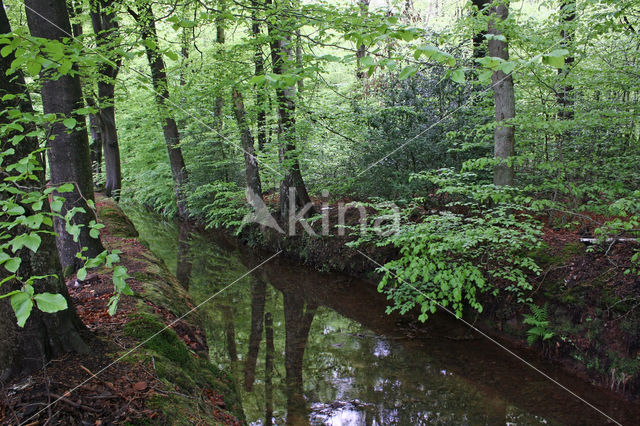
[
  {"xmin": 24, "ymin": 0, "xmax": 105, "ymax": 269},
  {"xmin": 90, "ymin": 0, "xmax": 123, "ymax": 199},
  {"xmin": 265, "ymin": 0, "xmax": 314, "ymax": 219},
  {"xmin": 232, "ymin": 88, "xmax": 263, "ymax": 198},
  {"xmin": 488, "ymin": 0, "xmax": 515, "ymax": 186},
  {"xmin": 129, "ymin": 2, "xmax": 189, "ymax": 217},
  {"xmin": 0, "ymin": 0, "xmax": 87, "ymax": 380}
]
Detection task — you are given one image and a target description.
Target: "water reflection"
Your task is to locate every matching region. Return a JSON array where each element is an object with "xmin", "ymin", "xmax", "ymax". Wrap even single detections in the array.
[{"xmin": 124, "ymin": 206, "xmax": 640, "ymax": 425}]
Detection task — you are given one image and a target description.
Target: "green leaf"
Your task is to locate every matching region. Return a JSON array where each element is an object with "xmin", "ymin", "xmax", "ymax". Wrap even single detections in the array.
[
  {"xmin": 26, "ymin": 61, "xmax": 41, "ymax": 76},
  {"xmin": 542, "ymin": 49, "xmax": 569, "ymax": 68},
  {"xmin": 50, "ymin": 199, "xmax": 63, "ymax": 212},
  {"xmin": 23, "ymin": 233, "xmax": 41, "ymax": 253},
  {"xmin": 451, "ymin": 69, "xmax": 465, "ymax": 84},
  {"xmin": 77, "ymin": 267, "xmax": 87, "ymax": 281},
  {"xmin": 57, "ymin": 183, "xmax": 74, "ymax": 192},
  {"xmin": 248, "ymin": 75, "xmax": 266, "ymax": 86},
  {"xmin": 11, "ymin": 292, "xmax": 33, "ymax": 327},
  {"xmin": 5, "ymin": 257, "xmax": 21, "ymax": 273},
  {"xmin": 63, "ymin": 118, "xmax": 77, "ymax": 129},
  {"xmin": 1, "ymin": 44, "xmax": 13, "ymax": 57},
  {"xmin": 165, "ymin": 50, "xmax": 179, "ymax": 61},
  {"xmin": 398, "ymin": 66, "xmax": 417, "ymax": 80},
  {"xmin": 58, "ymin": 59, "xmax": 72, "ymax": 75},
  {"xmin": 107, "ymin": 293, "xmax": 120, "ymax": 316},
  {"xmin": 34, "ymin": 292, "xmax": 68, "ymax": 313}
]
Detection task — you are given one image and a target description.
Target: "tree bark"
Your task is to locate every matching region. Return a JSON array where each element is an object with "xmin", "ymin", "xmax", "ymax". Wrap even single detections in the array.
[
  {"xmin": 251, "ymin": 6, "xmax": 268, "ymax": 151},
  {"xmin": 232, "ymin": 88, "xmax": 263, "ymax": 199},
  {"xmin": 265, "ymin": 0, "xmax": 314, "ymax": 220},
  {"xmin": 488, "ymin": 1, "xmax": 515, "ymax": 186},
  {"xmin": 25, "ymin": 0, "xmax": 105, "ymax": 270},
  {"xmin": 129, "ymin": 3, "xmax": 189, "ymax": 217},
  {"xmin": 0, "ymin": 1, "xmax": 88, "ymax": 380},
  {"xmin": 471, "ymin": 0, "xmax": 490, "ymax": 59},
  {"xmin": 90, "ymin": 0, "xmax": 123, "ymax": 199},
  {"xmin": 556, "ymin": 0, "xmax": 575, "ymax": 121},
  {"xmin": 355, "ymin": 0, "xmax": 370, "ymax": 79},
  {"xmin": 88, "ymin": 111, "xmax": 103, "ymax": 178}
]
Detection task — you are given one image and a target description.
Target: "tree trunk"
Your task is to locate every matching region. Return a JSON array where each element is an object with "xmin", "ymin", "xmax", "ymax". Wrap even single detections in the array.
[
  {"xmin": 232, "ymin": 88, "xmax": 263, "ymax": 199},
  {"xmin": 265, "ymin": 0, "xmax": 314, "ymax": 220},
  {"xmin": 0, "ymin": 1, "xmax": 88, "ymax": 380},
  {"xmin": 129, "ymin": 4, "xmax": 189, "ymax": 217},
  {"xmin": 243, "ymin": 280, "xmax": 266, "ymax": 392},
  {"xmin": 355, "ymin": 0, "xmax": 370, "ymax": 79},
  {"xmin": 555, "ymin": 0, "xmax": 575, "ymax": 166},
  {"xmin": 488, "ymin": 1, "xmax": 515, "ymax": 186},
  {"xmin": 25, "ymin": 0, "xmax": 105, "ymax": 270},
  {"xmin": 471, "ymin": 0, "xmax": 490, "ymax": 59},
  {"xmin": 88, "ymin": 111, "xmax": 103, "ymax": 179},
  {"xmin": 556, "ymin": 0, "xmax": 575, "ymax": 121},
  {"xmin": 251, "ymin": 7, "xmax": 268, "ymax": 151},
  {"xmin": 90, "ymin": 0, "xmax": 123, "ymax": 199}
]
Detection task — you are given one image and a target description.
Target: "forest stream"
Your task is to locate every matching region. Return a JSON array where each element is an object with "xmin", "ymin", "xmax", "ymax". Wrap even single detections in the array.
[{"xmin": 124, "ymin": 206, "xmax": 640, "ymax": 426}]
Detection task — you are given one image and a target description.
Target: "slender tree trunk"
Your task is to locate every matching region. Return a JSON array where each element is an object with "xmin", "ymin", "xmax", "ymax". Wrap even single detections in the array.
[
  {"xmin": 1, "ymin": 1, "xmax": 88, "ymax": 380},
  {"xmin": 355, "ymin": 0, "xmax": 370, "ymax": 79},
  {"xmin": 25, "ymin": 0, "xmax": 105, "ymax": 270},
  {"xmin": 90, "ymin": 0, "xmax": 122, "ymax": 199},
  {"xmin": 243, "ymin": 280, "xmax": 266, "ymax": 391},
  {"xmin": 488, "ymin": 1, "xmax": 515, "ymax": 186},
  {"xmin": 555, "ymin": 0, "xmax": 575, "ymax": 165},
  {"xmin": 251, "ymin": 7, "xmax": 268, "ymax": 151},
  {"xmin": 233, "ymin": 88, "xmax": 263, "ymax": 199},
  {"xmin": 213, "ymin": 1, "xmax": 227, "ymax": 180},
  {"xmin": 556, "ymin": 0, "xmax": 575, "ymax": 121},
  {"xmin": 68, "ymin": 0, "xmax": 83, "ymax": 37},
  {"xmin": 88, "ymin": 111, "xmax": 103, "ymax": 178},
  {"xmin": 471, "ymin": 0, "xmax": 490, "ymax": 59},
  {"xmin": 265, "ymin": 0, "xmax": 314, "ymax": 220},
  {"xmin": 129, "ymin": 4, "xmax": 189, "ymax": 217}
]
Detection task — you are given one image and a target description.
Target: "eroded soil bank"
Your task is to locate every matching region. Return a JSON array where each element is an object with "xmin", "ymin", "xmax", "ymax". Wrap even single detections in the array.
[{"xmin": 1, "ymin": 196, "xmax": 243, "ymax": 425}]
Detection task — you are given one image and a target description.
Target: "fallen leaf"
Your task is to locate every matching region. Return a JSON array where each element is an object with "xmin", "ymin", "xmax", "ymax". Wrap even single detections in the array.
[{"xmin": 133, "ymin": 381, "xmax": 147, "ymax": 391}]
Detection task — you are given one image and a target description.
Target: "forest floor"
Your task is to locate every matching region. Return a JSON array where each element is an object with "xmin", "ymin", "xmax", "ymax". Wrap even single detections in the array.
[{"xmin": 1, "ymin": 195, "xmax": 243, "ymax": 425}]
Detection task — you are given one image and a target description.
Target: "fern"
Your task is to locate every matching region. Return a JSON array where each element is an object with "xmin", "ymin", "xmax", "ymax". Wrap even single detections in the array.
[{"xmin": 523, "ymin": 303, "xmax": 554, "ymax": 345}]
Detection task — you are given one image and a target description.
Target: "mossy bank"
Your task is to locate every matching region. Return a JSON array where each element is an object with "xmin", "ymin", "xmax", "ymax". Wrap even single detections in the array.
[{"xmin": 96, "ymin": 195, "xmax": 245, "ymax": 424}]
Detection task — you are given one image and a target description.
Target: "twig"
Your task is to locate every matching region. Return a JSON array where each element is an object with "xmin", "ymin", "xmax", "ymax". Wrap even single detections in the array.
[{"xmin": 49, "ymin": 393, "xmax": 100, "ymax": 412}]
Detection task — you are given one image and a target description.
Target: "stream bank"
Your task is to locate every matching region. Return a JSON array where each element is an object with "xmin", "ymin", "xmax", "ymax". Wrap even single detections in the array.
[
  {"xmin": 221, "ymin": 205, "xmax": 640, "ymax": 401},
  {"xmin": 2, "ymin": 195, "xmax": 244, "ymax": 425},
  {"xmin": 123, "ymin": 202, "xmax": 640, "ymax": 425}
]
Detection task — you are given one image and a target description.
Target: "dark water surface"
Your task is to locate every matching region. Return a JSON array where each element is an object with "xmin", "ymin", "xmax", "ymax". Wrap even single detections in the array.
[{"xmin": 124, "ymin": 206, "xmax": 640, "ymax": 425}]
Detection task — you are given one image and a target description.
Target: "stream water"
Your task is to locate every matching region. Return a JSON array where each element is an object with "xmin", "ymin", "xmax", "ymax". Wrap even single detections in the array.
[{"xmin": 124, "ymin": 206, "xmax": 640, "ymax": 425}]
